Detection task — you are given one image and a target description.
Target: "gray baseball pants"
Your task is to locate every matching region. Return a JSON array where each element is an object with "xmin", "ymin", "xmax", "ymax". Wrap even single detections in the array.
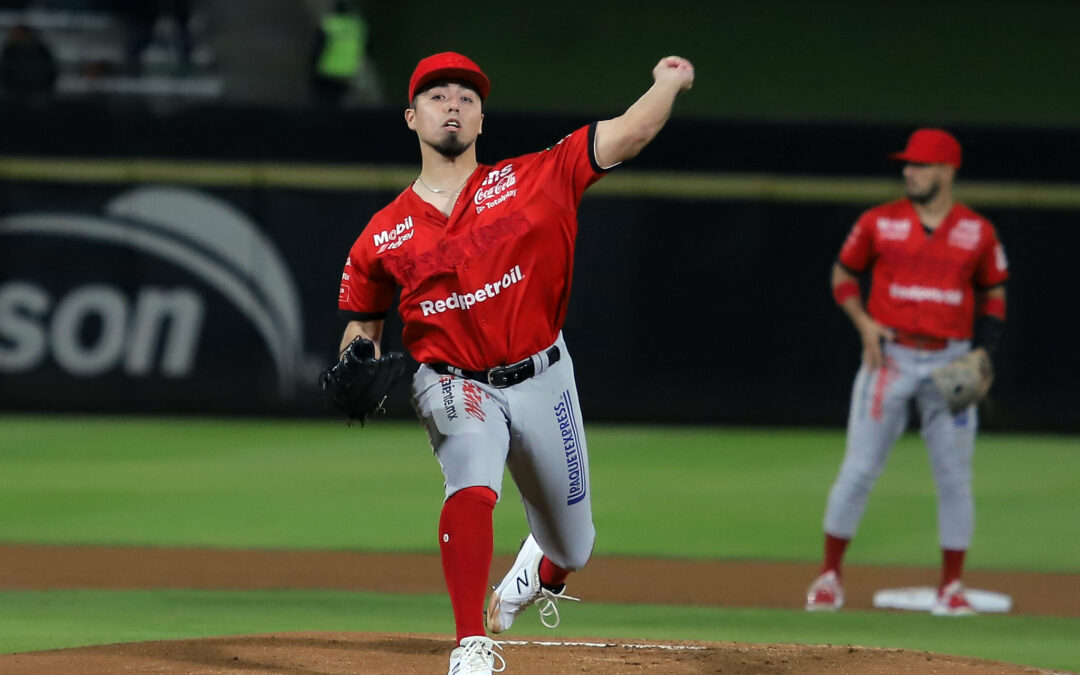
[
  {"xmin": 824, "ymin": 340, "xmax": 977, "ymax": 550},
  {"xmin": 411, "ymin": 333, "xmax": 595, "ymax": 571}
]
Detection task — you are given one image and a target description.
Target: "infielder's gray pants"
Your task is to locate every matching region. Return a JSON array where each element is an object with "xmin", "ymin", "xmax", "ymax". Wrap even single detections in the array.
[
  {"xmin": 411, "ymin": 333, "xmax": 595, "ymax": 571},
  {"xmin": 824, "ymin": 340, "xmax": 977, "ymax": 550}
]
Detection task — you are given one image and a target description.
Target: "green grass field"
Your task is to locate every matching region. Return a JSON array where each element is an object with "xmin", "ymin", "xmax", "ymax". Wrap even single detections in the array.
[{"xmin": 1, "ymin": 416, "xmax": 1078, "ymax": 670}]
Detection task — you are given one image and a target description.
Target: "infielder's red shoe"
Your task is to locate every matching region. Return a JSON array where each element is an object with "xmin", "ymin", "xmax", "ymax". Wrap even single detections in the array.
[
  {"xmin": 485, "ymin": 534, "xmax": 580, "ymax": 633},
  {"xmin": 447, "ymin": 635, "xmax": 505, "ymax": 674},
  {"xmin": 931, "ymin": 580, "xmax": 977, "ymax": 616},
  {"xmin": 805, "ymin": 570, "xmax": 844, "ymax": 611}
]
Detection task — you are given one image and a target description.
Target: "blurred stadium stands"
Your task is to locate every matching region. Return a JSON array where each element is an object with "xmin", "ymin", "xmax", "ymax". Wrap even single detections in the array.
[
  {"xmin": 0, "ymin": 0, "xmax": 373, "ymax": 107},
  {"xmin": 0, "ymin": 0, "xmax": 220, "ymax": 102}
]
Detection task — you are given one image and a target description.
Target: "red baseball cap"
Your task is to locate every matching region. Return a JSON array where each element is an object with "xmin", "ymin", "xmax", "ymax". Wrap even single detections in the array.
[
  {"xmin": 888, "ymin": 128, "xmax": 962, "ymax": 168},
  {"xmin": 408, "ymin": 52, "xmax": 490, "ymax": 102}
]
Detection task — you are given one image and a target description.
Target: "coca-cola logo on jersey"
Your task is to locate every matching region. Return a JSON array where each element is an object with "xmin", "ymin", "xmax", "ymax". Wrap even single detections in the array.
[
  {"xmin": 948, "ymin": 219, "xmax": 982, "ymax": 250},
  {"xmin": 474, "ymin": 165, "xmax": 518, "ymax": 214}
]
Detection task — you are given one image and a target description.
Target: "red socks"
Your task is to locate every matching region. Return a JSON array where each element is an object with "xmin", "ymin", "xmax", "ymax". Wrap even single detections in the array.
[
  {"xmin": 822, "ymin": 533, "xmax": 850, "ymax": 576},
  {"xmin": 941, "ymin": 548, "xmax": 966, "ymax": 588},
  {"xmin": 821, "ymin": 536, "xmax": 965, "ymax": 590},
  {"xmin": 539, "ymin": 555, "xmax": 570, "ymax": 590},
  {"xmin": 439, "ymin": 486, "xmax": 575, "ymax": 640},
  {"xmin": 439, "ymin": 486, "xmax": 497, "ymax": 643}
]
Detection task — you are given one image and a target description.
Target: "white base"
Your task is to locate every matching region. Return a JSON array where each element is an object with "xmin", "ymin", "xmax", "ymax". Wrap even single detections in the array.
[{"xmin": 873, "ymin": 586, "xmax": 1012, "ymax": 613}]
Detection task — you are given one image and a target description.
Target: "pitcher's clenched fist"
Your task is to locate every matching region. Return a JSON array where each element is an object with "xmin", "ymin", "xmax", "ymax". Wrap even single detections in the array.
[{"xmin": 653, "ymin": 56, "xmax": 695, "ymax": 92}]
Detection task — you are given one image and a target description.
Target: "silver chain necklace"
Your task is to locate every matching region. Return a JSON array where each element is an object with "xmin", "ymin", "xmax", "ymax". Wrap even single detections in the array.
[{"xmin": 415, "ymin": 175, "xmax": 466, "ymax": 196}]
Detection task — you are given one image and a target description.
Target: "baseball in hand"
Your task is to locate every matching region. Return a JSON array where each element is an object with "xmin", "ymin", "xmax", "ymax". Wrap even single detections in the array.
[{"xmin": 654, "ymin": 56, "xmax": 694, "ymax": 92}]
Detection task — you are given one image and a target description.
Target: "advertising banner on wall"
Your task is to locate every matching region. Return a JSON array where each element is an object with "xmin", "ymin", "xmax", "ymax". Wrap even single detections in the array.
[{"xmin": 0, "ymin": 184, "xmax": 387, "ymax": 415}]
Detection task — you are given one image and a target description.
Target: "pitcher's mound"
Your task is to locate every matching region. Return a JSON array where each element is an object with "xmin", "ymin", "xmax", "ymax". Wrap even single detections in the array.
[{"xmin": 0, "ymin": 632, "xmax": 1050, "ymax": 674}]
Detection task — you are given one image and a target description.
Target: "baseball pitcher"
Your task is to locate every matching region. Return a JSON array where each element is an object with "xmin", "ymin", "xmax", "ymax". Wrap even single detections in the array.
[{"xmin": 323, "ymin": 52, "xmax": 694, "ymax": 673}]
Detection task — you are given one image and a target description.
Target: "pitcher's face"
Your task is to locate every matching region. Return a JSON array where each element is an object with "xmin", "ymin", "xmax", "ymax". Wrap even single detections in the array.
[{"xmin": 406, "ymin": 82, "xmax": 484, "ymax": 158}]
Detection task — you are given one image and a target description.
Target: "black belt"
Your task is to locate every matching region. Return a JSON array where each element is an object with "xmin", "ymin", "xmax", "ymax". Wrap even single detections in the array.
[{"xmin": 431, "ymin": 345, "xmax": 560, "ymax": 389}]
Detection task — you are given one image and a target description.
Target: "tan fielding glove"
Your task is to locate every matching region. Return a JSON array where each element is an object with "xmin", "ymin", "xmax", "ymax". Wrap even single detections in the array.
[{"xmin": 931, "ymin": 350, "xmax": 994, "ymax": 414}]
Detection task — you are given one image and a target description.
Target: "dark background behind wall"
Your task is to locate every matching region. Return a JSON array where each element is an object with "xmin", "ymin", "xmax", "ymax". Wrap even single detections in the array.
[
  {"xmin": 2, "ymin": 0, "xmax": 1078, "ymax": 430},
  {"xmin": 1, "ymin": 105, "xmax": 1076, "ymax": 430}
]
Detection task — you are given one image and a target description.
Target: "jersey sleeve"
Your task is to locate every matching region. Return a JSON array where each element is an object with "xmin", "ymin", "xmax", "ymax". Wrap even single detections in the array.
[
  {"xmin": 535, "ymin": 123, "xmax": 607, "ymax": 210},
  {"xmin": 975, "ymin": 225, "xmax": 1010, "ymax": 288},
  {"xmin": 337, "ymin": 231, "xmax": 396, "ymax": 321},
  {"xmin": 837, "ymin": 211, "xmax": 877, "ymax": 272}
]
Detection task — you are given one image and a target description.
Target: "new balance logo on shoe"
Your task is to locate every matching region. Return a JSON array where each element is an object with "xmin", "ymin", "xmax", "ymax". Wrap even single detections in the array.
[{"xmin": 486, "ymin": 534, "xmax": 581, "ymax": 634}]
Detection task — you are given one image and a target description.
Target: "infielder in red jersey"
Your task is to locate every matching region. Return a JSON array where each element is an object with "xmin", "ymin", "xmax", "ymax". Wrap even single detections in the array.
[
  {"xmin": 335, "ymin": 52, "xmax": 694, "ymax": 673},
  {"xmin": 805, "ymin": 129, "xmax": 1009, "ymax": 617}
]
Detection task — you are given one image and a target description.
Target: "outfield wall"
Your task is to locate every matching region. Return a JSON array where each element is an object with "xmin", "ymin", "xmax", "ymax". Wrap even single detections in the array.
[{"xmin": 1, "ymin": 105, "xmax": 1077, "ymax": 430}]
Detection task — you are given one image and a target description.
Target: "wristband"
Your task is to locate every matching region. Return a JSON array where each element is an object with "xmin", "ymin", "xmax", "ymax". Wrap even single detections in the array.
[
  {"xmin": 979, "ymin": 296, "xmax": 1007, "ymax": 320},
  {"xmin": 833, "ymin": 280, "xmax": 860, "ymax": 306}
]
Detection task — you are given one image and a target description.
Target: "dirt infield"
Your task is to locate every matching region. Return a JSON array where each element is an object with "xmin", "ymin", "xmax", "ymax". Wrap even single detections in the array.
[
  {"xmin": 0, "ymin": 633, "xmax": 1055, "ymax": 674},
  {"xmin": 0, "ymin": 544, "xmax": 1075, "ymax": 673},
  {"xmin": 2, "ymin": 544, "xmax": 1075, "ymax": 616}
]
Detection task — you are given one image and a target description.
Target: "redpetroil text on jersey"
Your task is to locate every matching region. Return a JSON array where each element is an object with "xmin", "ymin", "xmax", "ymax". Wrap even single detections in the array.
[
  {"xmin": 888, "ymin": 283, "xmax": 963, "ymax": 306},
  {"xmin": 419, "ymin": 265, "xmax": 524, "ymax": 316}
]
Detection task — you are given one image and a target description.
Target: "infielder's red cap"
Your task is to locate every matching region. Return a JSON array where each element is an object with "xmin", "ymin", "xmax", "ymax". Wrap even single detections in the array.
[
  {"xmin": 889, "ymin": 128, "xmax": 962, "ymax": 168},
  {"xmin": 408, "ymin": 52, "xmax": 490, "ymax": 102}
]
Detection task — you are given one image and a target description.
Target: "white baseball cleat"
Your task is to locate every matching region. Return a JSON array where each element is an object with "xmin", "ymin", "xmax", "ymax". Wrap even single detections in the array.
[
  {"xmin": 448, "ymin": 635, "xmax": 505, "ymax": 674},
  {"xmin": 931, "ymin": 579, "xmax": 977, "ymax": 616},
  {"xmin": 485, "ymin": 534, "xmax": 580, "ymax": 634},
  {"xmin": 805, "ymin": 570, "xmax": 844, "ymax": 611}
]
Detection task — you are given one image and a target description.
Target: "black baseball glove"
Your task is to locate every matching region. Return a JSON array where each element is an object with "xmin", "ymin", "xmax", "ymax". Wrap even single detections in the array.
[{"xmin": 319, "ymin": 336, "xmax": 409, "ymax": 425}]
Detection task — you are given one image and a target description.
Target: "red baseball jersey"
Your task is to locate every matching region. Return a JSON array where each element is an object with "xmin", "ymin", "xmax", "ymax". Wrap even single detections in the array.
[
  {"xmin": 339, "ymin": 124, "xmax": 605, "ymax": 370},
  {"xmin": 838, "ymin": 199, "xmax": 1009, "ymax": 339}
]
